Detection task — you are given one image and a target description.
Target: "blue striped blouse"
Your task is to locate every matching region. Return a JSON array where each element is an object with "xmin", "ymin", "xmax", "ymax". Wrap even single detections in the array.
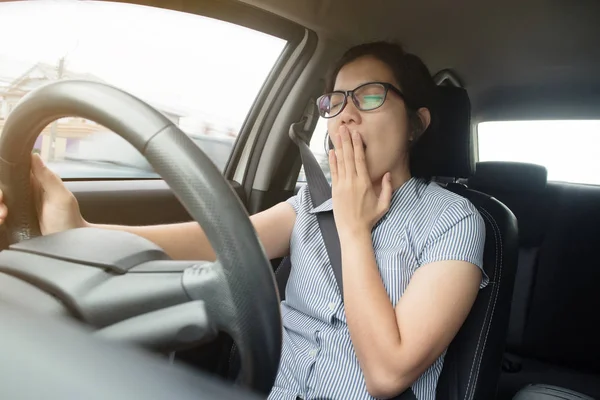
[{"xmin": 268, "ymin": 177, "xmax": 488, "ymax": 400}]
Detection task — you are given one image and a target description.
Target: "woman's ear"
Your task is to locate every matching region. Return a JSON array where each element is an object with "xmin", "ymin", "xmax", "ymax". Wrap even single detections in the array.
[
  {"xmin": 408, "ymin": 107, "xmax": 431, "ymax": 143},
  {"xmin": 417, "ymin": 107, "xmax": 431, "ymax": 132}
]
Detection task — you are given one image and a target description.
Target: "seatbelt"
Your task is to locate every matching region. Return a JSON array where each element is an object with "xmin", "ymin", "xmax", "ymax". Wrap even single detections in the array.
[
  {"xmin": 290, "ymin": 122, "xmax": 417, "ymax": 400},
  {"xmin": 289, "ymin": 121, "xmax": 344, "ymax": 297}
]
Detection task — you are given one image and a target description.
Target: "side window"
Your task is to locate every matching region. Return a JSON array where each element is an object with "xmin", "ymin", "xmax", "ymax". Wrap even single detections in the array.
[
  {"xmin": 0, "ymin": 1, "xmax": 286, "ymax": 179},
  {"xmin": 478, "ymin": 120, "xmax": 600, "ymax": 185},
  {"xmin": 298, "ymin": 117, "xmax": 331, "ymax": 183}
]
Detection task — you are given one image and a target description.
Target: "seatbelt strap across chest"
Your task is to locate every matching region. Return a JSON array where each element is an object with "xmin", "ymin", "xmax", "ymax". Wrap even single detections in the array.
[{"xmin": 290, "ymin": 122, "xmax": 344, "ymax": 298}]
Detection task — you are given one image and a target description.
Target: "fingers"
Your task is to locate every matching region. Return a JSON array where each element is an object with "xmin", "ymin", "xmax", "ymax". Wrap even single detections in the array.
[
  {"xmin": 31, "ymin": 153, "xmax": 67, "ymax": 198},
  {"xmin": 339, "ymin": 126, "xmax": 356, "ymax": 177},
  {"xmin": 0, "ymin": 189, "xmax": 6, "ymax": 224},
  {"xmin": 378, "ymin": 172, "xmax": 393, "ymax": 214},
  {"xmin": 328, "ymin": 149, "xmax": 338, "ymax": 185},
  {"xmin": 332, "ymin": 127, "xmax": 346, "ymax": 180},
  {"xmin": 332, "ymin": 125, "xmax": 371, "ymax": 183},
  {"xmin": 351, "ymin": 130, "xmax": 369, "ymax": 179},
  {"xmin": 332, "ymin": 125, "xmax": 361, "ymax": 179},
  {"xmin": 30, "ymin": 172, "xmax": 44, "ymax": 221}
]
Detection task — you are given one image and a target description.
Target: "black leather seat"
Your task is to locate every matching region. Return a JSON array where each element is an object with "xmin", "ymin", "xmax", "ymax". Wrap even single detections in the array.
[
  {"xmin": 229, "ymin": 85, "xmax": 519, "ymax": 400},
  {"xmin": 513, "ymin": 384, "xmax": 594, "ymax": 400},
  {"xmin": 410, "ymin": 85, "xmax": 519, "ymax": 400},
  {"xmin": 469, "ymin": 161, "xmax": 551, "ymax": 366},
  {"xmin": 469, "ymin": 162, "xmax": 600, "ymax": 399}
]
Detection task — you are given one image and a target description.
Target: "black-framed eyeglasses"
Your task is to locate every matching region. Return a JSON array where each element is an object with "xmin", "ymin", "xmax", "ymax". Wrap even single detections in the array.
[{"xmin": 316, "ymin": 81, "xmax": 405, "ymax": 119}]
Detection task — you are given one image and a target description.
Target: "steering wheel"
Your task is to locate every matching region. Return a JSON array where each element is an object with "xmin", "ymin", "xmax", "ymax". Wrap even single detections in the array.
[{"xmin": 0, "ymin": 80, "xmax": 282, "ymax": 396}]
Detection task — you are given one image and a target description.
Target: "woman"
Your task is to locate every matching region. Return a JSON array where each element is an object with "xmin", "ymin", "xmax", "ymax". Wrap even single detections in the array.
[{"xmin": 0, "ymin": 41, "xmax": 487, "ymax": 400}]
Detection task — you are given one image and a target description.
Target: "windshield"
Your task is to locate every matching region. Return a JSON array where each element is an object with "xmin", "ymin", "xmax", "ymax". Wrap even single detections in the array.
[{"xmin": 0, "ymin": 1, "xmax": 287, "ymax": 178}]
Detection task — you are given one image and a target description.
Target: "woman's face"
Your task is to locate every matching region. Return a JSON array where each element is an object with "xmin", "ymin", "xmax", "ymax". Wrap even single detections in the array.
[{"xmin": 327, "ymin": 56, "xmax": 420, "ymax": 187}]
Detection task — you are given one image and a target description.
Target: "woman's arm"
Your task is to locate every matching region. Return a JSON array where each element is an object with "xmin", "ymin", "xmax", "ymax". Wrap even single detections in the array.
[
  {"xmin": 341, "ymin": 232, "xmax": 481, "ymax": 398},
  {"xmin": 90, "ymin": 201, "xmax": 297, "ymax": 261}
]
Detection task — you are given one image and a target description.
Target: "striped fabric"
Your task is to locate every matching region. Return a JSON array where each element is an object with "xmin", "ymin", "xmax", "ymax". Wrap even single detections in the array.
[{"xmin": 268, "ymin": 177, "xmax": 488, "ymax": 400}]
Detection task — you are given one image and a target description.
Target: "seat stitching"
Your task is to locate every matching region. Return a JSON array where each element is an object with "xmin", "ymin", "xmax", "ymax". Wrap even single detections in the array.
[
  {"xmin": 275, "ymin": 258, "xmax": 287, "ymax": 276},
  {"xmin": 471, "ymin": 208, "xmax": 503, "ymax": 398},
  {"xmin": 463, "ymin": 208, "xmax": 497, "ymax": 399},
  {"xmin": 463, "ymin": 207, "xmax": 499, "ymax": 399},
  {"xmin": 464, "ymin": 207, "xmax": 503, "ymax": 400}
]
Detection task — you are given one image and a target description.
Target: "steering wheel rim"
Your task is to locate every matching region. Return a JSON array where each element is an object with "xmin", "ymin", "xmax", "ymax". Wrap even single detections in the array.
[{"xmin": 0, "ymin": 79, "xmax": 282, "ymax": 394}]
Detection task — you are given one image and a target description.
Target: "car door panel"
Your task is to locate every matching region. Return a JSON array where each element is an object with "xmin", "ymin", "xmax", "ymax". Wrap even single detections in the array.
[{"xmin": 67, "ymin": 180, "xmax": 247, "ymax": 227}]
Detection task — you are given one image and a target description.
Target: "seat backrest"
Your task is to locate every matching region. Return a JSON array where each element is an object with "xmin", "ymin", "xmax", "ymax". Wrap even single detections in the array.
[
  {"xmin": 437, "ymin": 183, "xmax": 518, "ymax": 400},
  {"xmin": 520, "ymin": 181, "xmax": 600, "ymax": 373},
  {"xmin": 470, "ymin": 162, "xmax": 600, "ymax": 374},
  {"xmin": 469, "ymin": 161, "xmax": 551, "ymax": 352},
  {"xmin": 469, "ymin": 162, "xmax": 549, "ymax": 252},
  {"xmin": 413, "ymin": 86, "xmax": 519, "ymax": 399}
]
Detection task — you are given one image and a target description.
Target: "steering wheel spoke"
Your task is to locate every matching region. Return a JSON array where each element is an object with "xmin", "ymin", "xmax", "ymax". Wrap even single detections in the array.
[
  {"xmin": 96, "ymin": 300, "xmax": 219, "ymax": 352},
  {"xmin": 182, "ymin": 261, "xmax": 234, "ymax": 319}
]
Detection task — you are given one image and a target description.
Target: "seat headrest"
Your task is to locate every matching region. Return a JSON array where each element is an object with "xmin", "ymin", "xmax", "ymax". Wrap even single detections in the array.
[
  {"xmin": 410, "ymin": 85, "xmax": 474, "ymax": 178},
  {"xmin": 469, "ymin": 161, "xmax": 548, "ymax": 192}
]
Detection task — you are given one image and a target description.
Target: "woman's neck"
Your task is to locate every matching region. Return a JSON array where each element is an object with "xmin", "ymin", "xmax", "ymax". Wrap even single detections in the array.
[{"xmin": 372, "ymin": 168, "xmax": 412, "ymax": 198}]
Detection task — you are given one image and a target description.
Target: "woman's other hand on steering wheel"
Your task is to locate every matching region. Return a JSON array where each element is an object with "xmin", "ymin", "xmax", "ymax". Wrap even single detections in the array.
[{"xmin": 0, "ymin": 153, "xmax": 88, "ymax": 235}]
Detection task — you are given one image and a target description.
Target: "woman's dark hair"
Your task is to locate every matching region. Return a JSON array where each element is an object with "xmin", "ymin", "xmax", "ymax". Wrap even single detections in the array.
[{"xmin": 324, "ymin": 41, "xmax": 439, "ymax": 179}]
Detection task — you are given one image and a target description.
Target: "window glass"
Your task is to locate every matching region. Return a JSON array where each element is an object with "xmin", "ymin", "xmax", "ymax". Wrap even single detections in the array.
[
  {"xmin": 478, "ymin": 120, "xmax": 600, "ymax": 185},
  {"xmin": 0, "ymin": 1, "xmax": 286, "ymax": 179},
  {"xmin": 298, "ymin": 117, "xmax": 331, "ymax": 183}
]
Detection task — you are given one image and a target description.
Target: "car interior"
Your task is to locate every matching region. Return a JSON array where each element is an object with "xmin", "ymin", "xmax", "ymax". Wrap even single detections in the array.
[{"xmin": 0, "ymin": 0, "xmax": 599, "ymax": 399}]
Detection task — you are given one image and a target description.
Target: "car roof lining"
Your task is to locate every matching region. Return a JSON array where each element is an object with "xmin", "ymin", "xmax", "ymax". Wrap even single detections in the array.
[
  {"xmin": 234, "ymin": 0, "xmax": 600, "ymax": 121},
  {"xmin": 128, "ymin": 0, "xmax": 600, "ymax": 120}
]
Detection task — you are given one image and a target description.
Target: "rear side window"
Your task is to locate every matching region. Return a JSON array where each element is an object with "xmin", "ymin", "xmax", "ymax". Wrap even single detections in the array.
[
  {"xmin": 0, "ymin": 1, "xmax": 286, "ymax": 179},
  {"xmin": 477, "ymin": 120, "xmax": 600, "ymax": 185}
]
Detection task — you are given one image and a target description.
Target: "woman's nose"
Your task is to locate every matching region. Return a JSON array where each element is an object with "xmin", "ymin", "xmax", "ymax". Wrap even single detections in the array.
[{"xmin": 338, "ymin": 96, "xmax": 361, "ymax": 125}]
